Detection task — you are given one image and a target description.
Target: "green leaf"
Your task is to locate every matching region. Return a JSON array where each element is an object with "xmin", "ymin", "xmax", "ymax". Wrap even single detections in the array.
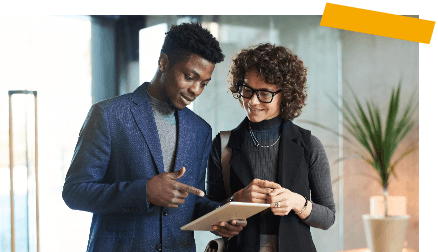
[
  {"xmin": 300, "ymin": 80, "xmax": 418, "ymax": 190},
  {"xmin": 390, "ymin": 145, "xmax": 419, "ymax": 171}
]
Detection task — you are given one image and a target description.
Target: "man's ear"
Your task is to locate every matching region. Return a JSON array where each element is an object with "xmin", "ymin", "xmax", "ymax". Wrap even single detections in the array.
[{"xmin": 158, "ymin": 53, "xmax": 170, "ymax": 72}]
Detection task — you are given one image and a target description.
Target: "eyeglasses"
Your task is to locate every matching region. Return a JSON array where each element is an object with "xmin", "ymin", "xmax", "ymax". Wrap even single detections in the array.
[{"xmin": 236, "ymin": 84, "xmax": 282, "ymax": 103}]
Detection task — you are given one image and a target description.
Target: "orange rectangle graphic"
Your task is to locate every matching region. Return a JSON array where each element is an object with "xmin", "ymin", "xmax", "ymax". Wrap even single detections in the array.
[{"xmin": 320, "ymin": 3, "xmax": 435, "ymax": 44}]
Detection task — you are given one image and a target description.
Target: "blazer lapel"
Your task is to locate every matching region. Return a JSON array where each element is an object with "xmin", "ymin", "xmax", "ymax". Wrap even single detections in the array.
[
  {"xmin": 228, "ymin": 118, "xmax": 254, "ymax": 186},
  {"xmin": 130, "ymin": 83, "xmax": 165, "ymax": 174},
  {"xmin": 173, "ymin": 108, "xmax": 203, "ymax": 186},
  {"xmin": 277, "ymin": 120, "xmax": 305, "ymax": 189},
  {"xmin": 173, "ymin": 109, "xmax": 189, "ymax": 175}
]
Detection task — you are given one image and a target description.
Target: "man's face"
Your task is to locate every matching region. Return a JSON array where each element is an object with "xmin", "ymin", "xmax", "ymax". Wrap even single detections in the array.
[{"xmin": 160, "ymin": 53, "xmax": 215, "ymax": 110}]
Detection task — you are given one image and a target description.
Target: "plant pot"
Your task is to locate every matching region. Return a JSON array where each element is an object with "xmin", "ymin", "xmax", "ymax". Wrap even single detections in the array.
[{"xmin": 362, "ymin": 214, "xmax": 409, "ymax": 252}]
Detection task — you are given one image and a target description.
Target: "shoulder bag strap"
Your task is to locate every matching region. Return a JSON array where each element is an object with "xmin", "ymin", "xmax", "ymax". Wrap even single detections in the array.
[{"xmin": 219, "ymin": 131, "xmax": 232, "ymax": 198}]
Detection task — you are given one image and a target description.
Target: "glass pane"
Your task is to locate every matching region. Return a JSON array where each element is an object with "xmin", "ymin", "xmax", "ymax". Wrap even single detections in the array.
[{"xmin": 0, "ymin": 15, "xmax": 92, "ymax": 252}]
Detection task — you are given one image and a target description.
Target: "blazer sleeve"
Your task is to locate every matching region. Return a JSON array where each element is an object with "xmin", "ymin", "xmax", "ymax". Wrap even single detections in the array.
[{"xmin": 62, "ymin": 104, "xmax": 149, "ymax": 214}]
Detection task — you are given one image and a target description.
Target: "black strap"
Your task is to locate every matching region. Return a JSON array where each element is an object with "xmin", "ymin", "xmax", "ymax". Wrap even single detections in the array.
[{"xmin": 220, "ymin": 131, "xmax": 232, "ymax": 198}]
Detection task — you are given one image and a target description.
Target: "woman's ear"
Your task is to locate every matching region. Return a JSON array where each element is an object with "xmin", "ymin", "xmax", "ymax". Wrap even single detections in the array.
[{"xmin": 158, "ymin": 53, "xmax": 169, "ymax": 72}]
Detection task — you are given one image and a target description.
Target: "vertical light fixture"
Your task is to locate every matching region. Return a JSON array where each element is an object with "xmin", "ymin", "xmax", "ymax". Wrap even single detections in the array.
[{"xmin": 8, "ymin": 90, "xmax": 40, "ymax": 252}]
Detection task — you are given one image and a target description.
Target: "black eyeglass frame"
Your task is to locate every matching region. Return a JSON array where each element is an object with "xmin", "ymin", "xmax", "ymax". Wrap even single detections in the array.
[{"xmin": 236, "ymin": 84, "xmax": 282, "ymax": 103}]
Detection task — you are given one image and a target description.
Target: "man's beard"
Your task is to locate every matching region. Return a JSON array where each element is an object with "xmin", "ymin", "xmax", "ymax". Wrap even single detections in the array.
[{"xmin": 161, "ymin": 87, "xmax": 182, "ymax": 111}]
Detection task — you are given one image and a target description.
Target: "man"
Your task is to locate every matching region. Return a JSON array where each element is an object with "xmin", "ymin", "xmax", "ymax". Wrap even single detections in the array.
[{"xmin": 63, "ymin": 22, "xmax": 245, "ymax": 252}]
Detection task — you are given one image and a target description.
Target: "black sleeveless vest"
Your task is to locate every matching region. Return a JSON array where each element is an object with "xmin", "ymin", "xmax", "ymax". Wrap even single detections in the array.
[{"xmin": 226, "ymin": 117, "xmax": 316, "ymax": 252}]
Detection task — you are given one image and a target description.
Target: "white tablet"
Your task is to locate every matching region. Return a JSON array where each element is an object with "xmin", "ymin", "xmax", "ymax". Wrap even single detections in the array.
[{"xmin": 181, "ymin": 202, "xmax": 270, "ymax": 231}]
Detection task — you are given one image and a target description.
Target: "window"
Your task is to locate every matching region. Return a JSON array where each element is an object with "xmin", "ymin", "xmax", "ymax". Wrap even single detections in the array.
[{"xmin": 0, "ymin": 15, "xmax": 92, "ymax": 252}]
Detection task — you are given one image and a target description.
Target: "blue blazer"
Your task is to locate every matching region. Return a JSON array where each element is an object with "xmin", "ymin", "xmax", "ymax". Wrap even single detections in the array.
[{"xmin": 63, "ymin": 82, "xmax": 219, "ymax": 252}]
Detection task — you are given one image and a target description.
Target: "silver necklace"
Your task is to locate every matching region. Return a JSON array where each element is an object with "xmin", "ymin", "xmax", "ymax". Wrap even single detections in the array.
[{"xmin": 248, "ymin": 121, "xmax": 281, "ymax": 148}]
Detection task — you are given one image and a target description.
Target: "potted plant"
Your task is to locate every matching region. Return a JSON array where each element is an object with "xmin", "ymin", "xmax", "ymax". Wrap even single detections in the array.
[{"xmin": 302, "ymin": 81, "xmax": 418, "ymax": 252}]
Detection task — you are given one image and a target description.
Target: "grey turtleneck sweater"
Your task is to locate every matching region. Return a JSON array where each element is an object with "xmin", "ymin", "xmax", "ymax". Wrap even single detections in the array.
[{"xmin": 246, "ymin": 116, "xmax": 282, "ymax": 251}]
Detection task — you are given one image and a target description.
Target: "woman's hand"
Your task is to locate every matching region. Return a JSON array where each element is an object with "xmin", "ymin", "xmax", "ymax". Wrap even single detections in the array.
[
  {"xmin": 267, "ymin": 188, "xmax": 308, "ymax": 216},
  {"xmin": 233, "ymin": 179, "xmax": 281, "ymax": 203}
]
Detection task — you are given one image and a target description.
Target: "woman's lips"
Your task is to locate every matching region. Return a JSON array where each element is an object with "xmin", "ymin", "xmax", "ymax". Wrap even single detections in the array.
[{"xmin": 248, "ymin": 105, "xmax": 263, "ymax": 112}]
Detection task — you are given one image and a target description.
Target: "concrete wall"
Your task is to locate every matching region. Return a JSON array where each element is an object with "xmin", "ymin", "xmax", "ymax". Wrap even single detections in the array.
[
  {"xmin": 91, "ymin": 17, "xmax": 117, "ymax": 103},
  {"xmin": 341, "ymin": 31, "xmax": 419, "ymax": 251}
]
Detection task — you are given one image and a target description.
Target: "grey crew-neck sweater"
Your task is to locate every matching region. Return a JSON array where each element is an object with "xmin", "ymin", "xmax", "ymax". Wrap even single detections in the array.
[{"xmin": 146, "ymin": 90, "xmax": 177, "ymax": 173}]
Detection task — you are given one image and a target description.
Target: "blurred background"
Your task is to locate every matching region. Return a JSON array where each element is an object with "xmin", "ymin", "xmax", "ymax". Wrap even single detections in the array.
[{"xmin": 0, "ymin": 15, "xmax": 418, "ymax": 252}]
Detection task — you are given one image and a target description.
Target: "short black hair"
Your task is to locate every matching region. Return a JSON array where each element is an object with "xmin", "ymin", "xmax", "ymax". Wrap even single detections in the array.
[{"xmin": 161, "ymin": 22, "xmax": 224, "ymax": 67}]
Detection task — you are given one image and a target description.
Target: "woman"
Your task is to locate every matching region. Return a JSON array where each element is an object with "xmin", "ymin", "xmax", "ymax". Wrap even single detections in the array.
[{"xmin": 206, "ymin": 43, "xmax": 335, "ymax": 252}]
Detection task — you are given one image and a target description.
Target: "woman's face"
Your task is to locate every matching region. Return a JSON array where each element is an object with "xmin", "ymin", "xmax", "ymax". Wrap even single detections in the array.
[{"xmin": 241, "ymin": 69, "xmax": 282, "ymax": 123}]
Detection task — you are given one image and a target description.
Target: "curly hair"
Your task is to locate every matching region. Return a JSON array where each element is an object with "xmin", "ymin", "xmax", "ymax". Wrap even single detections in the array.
[
  {"xmin": 228, "ymin": 43, "xmax": 308, "ymax": 120},
  {"xmin": 161, "ymin": 22, "xmax": 225, "ymax": 67}
]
